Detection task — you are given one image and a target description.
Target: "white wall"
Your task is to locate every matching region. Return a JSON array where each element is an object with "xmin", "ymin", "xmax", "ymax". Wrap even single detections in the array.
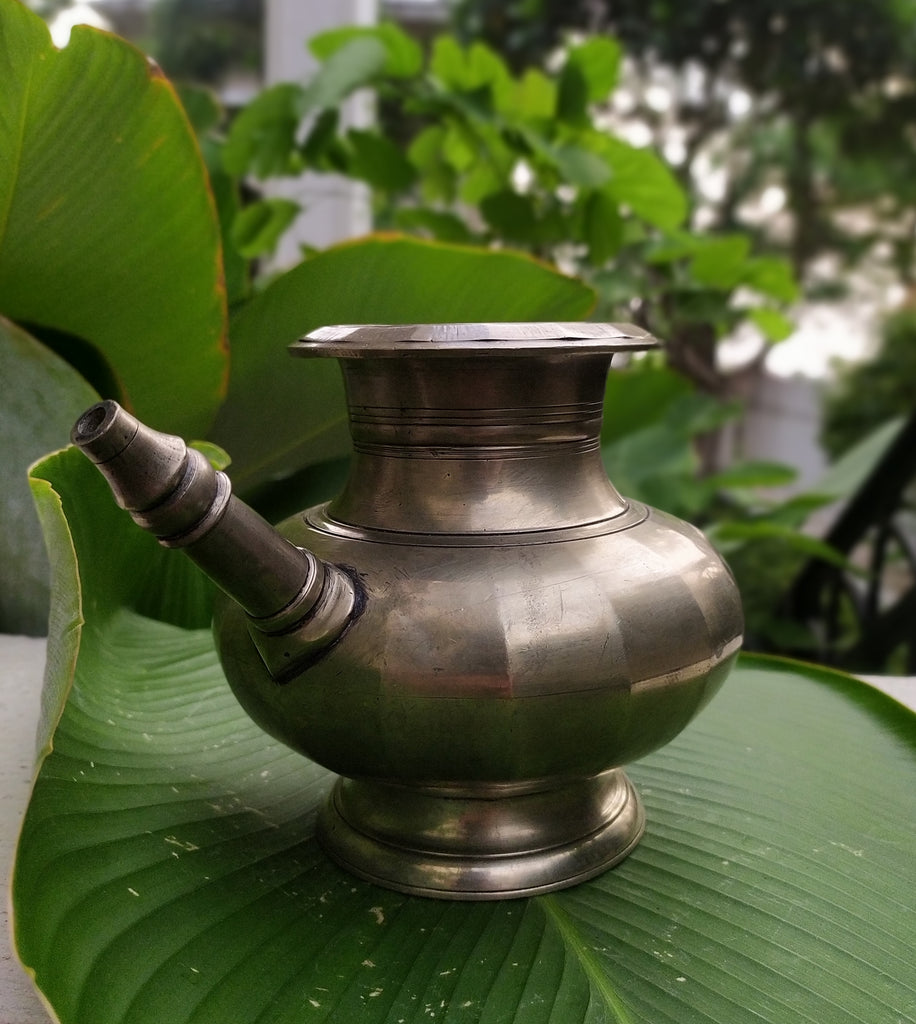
[{"xmin": 723, "ymin": 373, "xmax": 829, "ymax": 497}]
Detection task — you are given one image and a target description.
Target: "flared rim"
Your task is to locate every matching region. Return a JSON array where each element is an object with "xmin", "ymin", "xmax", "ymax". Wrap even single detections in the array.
[{"xmin": 291, "ymin": 322, "xmax": 659, "ymax": 357}]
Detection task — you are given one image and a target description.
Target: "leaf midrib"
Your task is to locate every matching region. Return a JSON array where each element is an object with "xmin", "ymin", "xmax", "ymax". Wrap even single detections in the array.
[{"xmin": 540, "ymin": 894, "xmax": 636, "ymax": 1024}]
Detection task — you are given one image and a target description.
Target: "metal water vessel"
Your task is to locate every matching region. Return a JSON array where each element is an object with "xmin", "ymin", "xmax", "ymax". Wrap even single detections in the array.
[{"xmin": 72, "ymin": 322, "xmax": 743, "ymax": 899}]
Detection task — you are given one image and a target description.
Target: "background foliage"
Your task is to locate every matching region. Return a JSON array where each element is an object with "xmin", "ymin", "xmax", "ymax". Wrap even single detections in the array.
[
  {"xmin": 454, "ymin": 0, "xmax": 916, "ymax": 285},
  {"xmin": 213, "ymin": 18, "xmax": 798, "ymax": 395},
  {"xmin": 9, "ymin": 0, "xmax": 915, "ymax": 659}
]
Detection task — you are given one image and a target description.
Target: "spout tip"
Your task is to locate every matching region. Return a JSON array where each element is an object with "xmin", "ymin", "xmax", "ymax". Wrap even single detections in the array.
[
  {"xmin": 71, "ymin": 400, "xmax": 139, "ymax": 464},
  {"xmin": 70, "ymin": 400, "xmax": 190, "ymax": 514}
]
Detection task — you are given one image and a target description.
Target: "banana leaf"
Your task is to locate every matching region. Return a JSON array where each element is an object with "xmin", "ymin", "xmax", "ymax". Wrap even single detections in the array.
[{"xmin": 11, "ymin": 447, "xmax": 916, "ymax": 1024}]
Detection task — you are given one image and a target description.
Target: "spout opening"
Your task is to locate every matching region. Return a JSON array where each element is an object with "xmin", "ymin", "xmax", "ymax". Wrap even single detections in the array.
[
  {"xmin": 72, "ymin": 400, "xmax": 115, "ymax": 442},
  {"xmin": 71, "ymin": 400, "xmax": 138, "ymax": 464}
]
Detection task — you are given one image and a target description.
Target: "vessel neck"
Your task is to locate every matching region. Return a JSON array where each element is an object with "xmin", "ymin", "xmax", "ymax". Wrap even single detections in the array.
[{"xmin": 327, "ymin": 354, "xmax": 628, "ymax": 535}]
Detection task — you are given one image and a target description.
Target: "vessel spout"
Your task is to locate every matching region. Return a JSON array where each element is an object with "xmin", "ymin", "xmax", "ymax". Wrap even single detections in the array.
[{"xmin": 71, "ymin": 400, "xmax": 361, "ymax": 679}]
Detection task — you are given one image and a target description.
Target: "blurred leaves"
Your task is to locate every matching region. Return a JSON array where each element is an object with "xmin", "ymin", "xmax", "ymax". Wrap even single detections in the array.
[
  {"xmin": 209, "ymin": 20, "xmax": 796, "ymax": 416},
  {"xmin": 231, "ymin": 198, "xmax": 299, "ymax": 258}
]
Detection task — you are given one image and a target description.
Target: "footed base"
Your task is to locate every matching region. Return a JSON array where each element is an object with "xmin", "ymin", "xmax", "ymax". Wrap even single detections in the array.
[{"xmin": 316, "ymin": 769, "xmax": 645, "ymax": 900}]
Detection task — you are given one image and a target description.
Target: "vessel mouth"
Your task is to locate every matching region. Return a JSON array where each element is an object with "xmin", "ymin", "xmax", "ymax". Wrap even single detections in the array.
[{"xmin": 291, "ymin": 322, "xmax": 660, "ymax": 358}]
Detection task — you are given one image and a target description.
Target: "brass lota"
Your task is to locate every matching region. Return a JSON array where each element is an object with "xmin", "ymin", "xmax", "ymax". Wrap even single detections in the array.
[{"xmin": 72, "ymin": 323, "xmax": 743, "ymax": 900}]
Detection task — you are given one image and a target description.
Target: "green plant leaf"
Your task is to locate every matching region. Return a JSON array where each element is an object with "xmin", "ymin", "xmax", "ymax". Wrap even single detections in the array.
[
  {"xmin": 502, "ymin": 68, "xmax": 556, "ymax": 120},
  {"xmin": 308, "ymin": 21, "xmax": 423, "ymax": 79},
  {"xmin": 174, "ymin": 82, "xmax": 222, "ymax": 137},
  {"xmin": 812, "ymin": 416, "xmax": 905, "ymax": 502},
  {"xmin": 712, "ymin": 519, "xmax": 852, "ymax": 567},
  {"xmin": 552, "ymin": 143, "xmax": 613, "ymax": 187},
  {"xmin": 556, "ymin": 60, "xmax": 590, "ymax": 124},
  {"xmin": 596, "ymin": 138, "xmax": 688, "ymax": 230},
  {"xmin": 13, "ymin": 448, "xmax": 916, "ymax": 1024},
  {"xmin": 583, "ymin": 189, "xmax": 624, "ymax": 264},
  {"xmin": 407, "ymin": 125, "xmax": 458, "ymax": 202},
  {"xmin": 442, "ymin": 121, "xmax": 478, "ymax": 172},
  {"xmin": 602, "ymin": 361, "xmax": 693, "ymax": 445},
  {"xmin": 0, "ymin": 316, "xmax": 98, "ymax": 635},
  {"xmin": 299, "ymin": 36, "xmax": 389, "ymax": 113},
  {"xmin": 603, "ymin": 391, "xmax": 740, "ymax": 519},
  {"xmin": 741, "ymin": 255, "xmax": 800, "ymax": 303},
  {"xmin": 704, "ymin": 459, "xmax": 798, "ymax": 490},
  {"xmin": 747, "ymin": 306, "xmax": 795, "ymax": 342},
  {"xmin": 210, "ymin": 235, "xmax": 595, "ymax": 495},
  {"xmin": 479, "ymin": 189, "xmax": 538, "ymax": 242},
  {"xmin": 603, "ymin": 419, "xmax": 701, "ymax": 515},
  {"xmin": 565, "ymin": 37, "xmax": 622, "ymax": 103},
  {"xmin": 429, "ymin": 36, "xmax": 511, "ymax": 99},
  {"xmin": 392, "ymin": 207, "xmax": 474, "ymax": 244},
  {"xmin": 221, "ymin": 82, "xmax": 303, "ymax": 178},
  {"xmin": 346, "ymin": 129, "xmax": 418, "ymax": 191},
  {"xmin": 230, "ymin": 198, "xmax": 300, "ymax": 259},
  {"xmin": 205, "ymin": 159, "xmax": 250, "ymax": 307},
  {"xmin": 459, "ymin": 161, "xmax": 504, "ymax": 204},
  {"xmin": 0, "ymin": 2, "xmax": 227, "ymax": 436},
  {"xmin": 690, "ymin": 234, "xmax": 752, "ymax": 289},
  {"xmin": 299, "ymin": 107, "xmax": 340, "ymax": 165}
]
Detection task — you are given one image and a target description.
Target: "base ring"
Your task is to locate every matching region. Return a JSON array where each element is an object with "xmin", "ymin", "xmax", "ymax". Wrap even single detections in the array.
[{"xmin": 316, "ymin": 770, "xmax": 645, "ymax": 900}]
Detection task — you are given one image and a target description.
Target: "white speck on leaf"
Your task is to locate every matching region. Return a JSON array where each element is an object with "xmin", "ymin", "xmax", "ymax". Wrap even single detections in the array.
[
  {"xmin": 127, "ymin": 887, "xmax": 139, "ymax": 897},
  {"xmin": 829, "ymin": 841, "xmax": 864, "ymax": 857},
  {"xmin": 369, "ymin": 906, "xmax": 385, "ymax": 925},
  {"xmin": 164, "ymin": 835, "xmax": 199, "ymax": 852}
]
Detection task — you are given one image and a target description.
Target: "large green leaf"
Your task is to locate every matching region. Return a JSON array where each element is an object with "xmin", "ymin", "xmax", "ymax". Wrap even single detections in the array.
[
  {"xmin": 0, "ymin": 317, "xmax": 97, "ymax": 634},
  {"xmin": 0, "ymin": 0, "xmax": 227, "ymax": 435},
  {"xmin": 12, "ymin": 447, "xmax": 916, "ymax": 1024},
  {"xmin": 211, "ymin": 235, "xmax": 596, "ymax": 495}
]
